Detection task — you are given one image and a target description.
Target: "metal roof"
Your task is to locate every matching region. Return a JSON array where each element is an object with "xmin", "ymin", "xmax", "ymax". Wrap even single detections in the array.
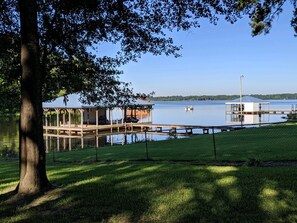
[
  {"xmin": 42, "ymin": 93, "xmax": 154, "ymax": 109},
  {"xmin": 226, "ymin": 96, "xmax": 269, "ymax": 104}
]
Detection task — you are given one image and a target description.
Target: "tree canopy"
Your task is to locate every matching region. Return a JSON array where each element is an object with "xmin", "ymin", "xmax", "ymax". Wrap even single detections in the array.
[
  {"xmin": 0, "ymin": 0, "xmax": 242, "ymax": 111},
  {"xmin": 1, "ymin": 1, "xmax": 296, "ymax": 113},
  {"xmin": 235, "ymin": 0, "xmax": 297, "ymax": 36},
  {"xmin": 1, "ymin": 1, "xmax": 296, "ymax": 111}
]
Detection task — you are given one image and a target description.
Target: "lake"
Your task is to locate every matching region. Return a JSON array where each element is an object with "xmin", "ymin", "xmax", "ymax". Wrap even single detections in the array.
[
  {"xmin": 152, "ymin": 100, "xmax": 295, "ymax": 125},
  {"xmin": 1, "ymin": 99, "xmax": 296, "ymax": 151}
]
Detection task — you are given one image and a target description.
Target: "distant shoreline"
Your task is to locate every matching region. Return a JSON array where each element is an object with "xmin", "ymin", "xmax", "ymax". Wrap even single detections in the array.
[{"xmin": 151, "ymin": 93, "xmax": 297, "ymax": 101}]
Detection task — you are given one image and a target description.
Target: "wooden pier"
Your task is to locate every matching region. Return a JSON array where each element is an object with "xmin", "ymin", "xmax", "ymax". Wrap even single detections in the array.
[
  {"xmin": 132, "ymin": 123, "xmax": 239, "ymax": 134},
  {"xmin": 225, "ymin": 110, "xmax": 295, "ymax": 115},
  {"xmin": 44, "ymin": 122, "xmax": 238, "ymax": 137},
  {"xmin": 44, "ymin": 122, "xmax": 139, "ymax": 136},
  {"xmin": 43, "ymin": 122, "xmax": 267, "ymax": 151}
]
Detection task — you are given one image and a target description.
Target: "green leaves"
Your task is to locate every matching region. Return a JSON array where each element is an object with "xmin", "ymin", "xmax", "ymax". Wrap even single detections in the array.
[
  {"xmin": 2, "ymin": 0, "xmax": 294, "ymax": 112},
  {"xmin": 291, "ymin": 7, "xmax": 297, "ymax": 36},
  {"xmin": 235, "ymin": 0, "xmax": 291, "ymax": 36}
]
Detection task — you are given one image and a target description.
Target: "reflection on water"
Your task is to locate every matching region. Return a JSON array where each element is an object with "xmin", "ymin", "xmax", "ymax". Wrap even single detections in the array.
[
  {"xmin": 0, "ymin": 116, "xmax": 19, "ymax": 153},
  {"xmin": 226, "ymin": 114, "xmax": 270, "ymax": 125},
  {"xmin": 44, "ymin": 133, "xmax": 181, "ymax": 152},
  {"xmin": 0, "ymin": 99, "xmax": 295, "ymax": 153}
]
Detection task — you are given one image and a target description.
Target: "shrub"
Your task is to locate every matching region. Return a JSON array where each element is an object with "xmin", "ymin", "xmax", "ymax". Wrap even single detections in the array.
[{"xmin": 0, "ymin": 146, "xmax": 18, "ymax": 158}]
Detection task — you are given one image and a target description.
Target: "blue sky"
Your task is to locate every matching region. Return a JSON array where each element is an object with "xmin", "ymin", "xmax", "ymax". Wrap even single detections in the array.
[{"xmin": 101, "ymin": 5, "xmax": 297, "ymax": 97}]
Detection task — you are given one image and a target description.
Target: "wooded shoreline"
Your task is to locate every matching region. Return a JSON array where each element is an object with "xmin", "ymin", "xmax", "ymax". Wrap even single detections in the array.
[{"xmin": 152, "ymin": 93, "xmax": 297, "ymax": 101}]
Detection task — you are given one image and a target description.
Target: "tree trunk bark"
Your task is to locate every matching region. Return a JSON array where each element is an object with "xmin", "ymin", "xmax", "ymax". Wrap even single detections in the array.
[{"xmin": 18, "ymin": 0, "xmax": 51, "ymax": 194}]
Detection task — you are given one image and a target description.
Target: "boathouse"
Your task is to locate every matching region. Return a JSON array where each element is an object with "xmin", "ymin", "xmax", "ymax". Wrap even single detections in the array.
[
  {"xmin": 42, "ymin": 93, "xmax": 153, "ymax": 136},
  {"xmin": 225, "ymin": 96, "xmax": 270, "ymax": 115}
]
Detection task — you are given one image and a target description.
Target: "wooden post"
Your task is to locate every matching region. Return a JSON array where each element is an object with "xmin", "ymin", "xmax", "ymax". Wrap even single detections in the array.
[
  {"xmin": 96, "ymin": 136, "xmax": 99, "ymax": 148},
  {"xmin": 79, "ymin": 108, "xmax": 84, "ymax": 137},
  {"xmin": 81, "ymin": 137, "xmax": 84, "ymax": 149},
  {"xmin": 96, "ymin": 109, "xmax": 99, "ymax": 135},
  {"xmin": 110, "ymin": 135, "xmax": 113, "ymax": 146},
  {"xmin": 87, "ymin": 108, "xmax": 90, "ymax": 126},
  {"xmin": 44, "ymin": 109, "xmax": 49, "ymax": 135},
  {"xmin": 45, "ymin": 135, "xmax": 48, "ymax": 153},
  {"xmin": 122, "ymin": 134, "xmax": 125, "ymax": 145},
  {"xmin": 124, "ymin": 107, "xmax": 127, "ymax": 123},
  {"xmin": 62, "ymin": 110, "xmax": 66, "ymax": 127},
  {"xmin": 49, "ymin": 136, "xmax": 52, "ymax": 152},
  {"xmin": 49, "ymin": 110, "xmax": 52, "ymax": 126},
  {"xmin": 110, "ymin": 108, "xmax": 113, "ymax": 125},
  {"xmin": 109, "ymin": 108, "xmax": 113, "ymax": 133},
  {"xmin": 96, "ymin": 109, "xmax": 99, "ymax": 126},
  {"xmin": 55, "ymin": 109, "xmax": 59, "ymax": 127},
  {"xmin": 69, "ymin": 138, "xmax": 72, "ymax": 151},
  {"xmin": 74, "ymin": 109, "xmax": 77, "ymax": 127},
  {"xmin": 57, "ymin": 137, "xmax": 60, "ymax": 151},
  {"xmin": 67, "ymin": 109, "xmax": 72, "ymax": 136},
  {"xmin": 55, "ymin": 108, "xmax": 60, "ymax": 135}
]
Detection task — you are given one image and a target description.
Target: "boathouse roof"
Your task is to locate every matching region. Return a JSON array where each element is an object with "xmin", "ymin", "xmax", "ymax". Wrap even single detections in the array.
[
  {"xmin": 42, "ymin": 93, "xmax": 154, "ymax": 109},
  {"xmin": 225, "ymin": 96, "xmax": 269, "ymax": 104}
]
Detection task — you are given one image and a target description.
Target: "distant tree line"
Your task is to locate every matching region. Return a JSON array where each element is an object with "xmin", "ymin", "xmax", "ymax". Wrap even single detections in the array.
[{"xmin": 151, "ymin": 93, "xmax": 297, "ymax": 101}]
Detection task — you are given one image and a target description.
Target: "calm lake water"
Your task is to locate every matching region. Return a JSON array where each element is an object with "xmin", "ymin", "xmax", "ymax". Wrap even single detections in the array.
[
  {"xmin": 1, "ymin": 99, "xmax": 296, "ymax": 151},
  {"xmin": 152, "ymin": 100, "xmax": 295, "ymax": 125}
]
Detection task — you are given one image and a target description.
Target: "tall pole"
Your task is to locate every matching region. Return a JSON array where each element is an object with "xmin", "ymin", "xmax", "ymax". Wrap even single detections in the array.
[{"xmin": 240, "ymin": 75, "xmax": 244, "ymax": 122}]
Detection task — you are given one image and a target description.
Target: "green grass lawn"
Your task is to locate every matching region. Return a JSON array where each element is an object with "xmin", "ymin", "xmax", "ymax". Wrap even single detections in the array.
[
  {"xmin": 2, "ymin": 123, "xmax": 297, "ymax": 222},
  {"xmin": 52, "ymin": 123, "xmax": 297, "ymax": 162},
  {"xmin": 1, "ymin": 159, "xmax": 297, "ymax": 223}
]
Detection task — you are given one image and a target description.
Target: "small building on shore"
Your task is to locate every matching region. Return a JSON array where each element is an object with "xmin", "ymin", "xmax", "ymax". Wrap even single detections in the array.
[{"xmin": 225, "ymin": 96, "xmax": 270, "ymax": 115}]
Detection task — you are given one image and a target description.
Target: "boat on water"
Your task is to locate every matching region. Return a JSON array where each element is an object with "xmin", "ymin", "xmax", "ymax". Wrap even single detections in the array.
[{"xmin": 185, "ymin": 106, "xmax": 194, "ymax": 111}]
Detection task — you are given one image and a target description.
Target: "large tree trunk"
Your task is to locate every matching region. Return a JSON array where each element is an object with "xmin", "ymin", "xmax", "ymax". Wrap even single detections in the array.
[{"xmin": 18, "ymin": 0, "xmax": 51, "ymax": 194}]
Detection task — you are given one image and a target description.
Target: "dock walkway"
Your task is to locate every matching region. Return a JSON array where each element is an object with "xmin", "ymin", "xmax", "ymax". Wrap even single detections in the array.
[
  {"xmin": 225, "ymin": 110, "xmax": 295, "ymax": 115},
  {"xmin": 44, "ymin": 122, "xmax": 240, "ymax": 137}
]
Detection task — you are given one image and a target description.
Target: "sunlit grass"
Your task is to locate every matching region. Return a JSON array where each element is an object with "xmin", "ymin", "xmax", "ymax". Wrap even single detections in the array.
[
  {"xmin": 1, "ymin": 123, "xmax": 297, "ymax": 222},
  {"xmin": 51, "ymin": 123, "xmax": 297, "ymax": 162},
  {"xmin": 1, "ymin": 159, "xmax": 297, "ymax": 222}
]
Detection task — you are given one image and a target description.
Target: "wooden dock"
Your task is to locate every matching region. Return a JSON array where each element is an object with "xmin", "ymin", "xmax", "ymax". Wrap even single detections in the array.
[
  {"xmin": 225, "ymin": 110, "xmax": 295, "ymax": 115},
  {"xmin": 43, "ymin": 122, "xmax": 239, "ymax": 137},
  {"xmin": 43, "ymin": 122, "xmax": 271, "ymax": 151},
  {"xmin": 132, "ymin": 123, "xmax": 242, "ymax": 134},
  {"xmin": 44, "ymin": 123, "xmax": 137, "ymax": 135}
]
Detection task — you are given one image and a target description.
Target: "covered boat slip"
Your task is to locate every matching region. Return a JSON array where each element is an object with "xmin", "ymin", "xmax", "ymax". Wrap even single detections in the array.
[
  {"xmin": 42, "ymin": 94, "xmax": 153, "ymax": 136},
  {"xmin": 225, "ymin": 96, "xmax": 270, "ymax": 115}
]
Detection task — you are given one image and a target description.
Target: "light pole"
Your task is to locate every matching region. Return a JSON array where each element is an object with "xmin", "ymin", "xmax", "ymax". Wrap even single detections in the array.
[{"xmin": 240, "ymin": 75, "xmax": 244, "ymax": 122}]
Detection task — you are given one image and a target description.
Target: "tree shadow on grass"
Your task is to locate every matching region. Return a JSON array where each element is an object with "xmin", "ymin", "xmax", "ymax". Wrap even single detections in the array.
[
  {"xmin": 0, "ymin": 162, "xmax": 153, "ymax": 222},
  {"xmin": 1, "ymin": 161, "xmax": 297, "ymax": 222}
]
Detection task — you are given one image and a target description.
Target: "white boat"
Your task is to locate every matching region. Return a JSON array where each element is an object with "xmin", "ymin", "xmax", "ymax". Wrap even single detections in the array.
[{"xmin": 185, "ymin": 106, "xmax": 194, "ymax": 111}]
